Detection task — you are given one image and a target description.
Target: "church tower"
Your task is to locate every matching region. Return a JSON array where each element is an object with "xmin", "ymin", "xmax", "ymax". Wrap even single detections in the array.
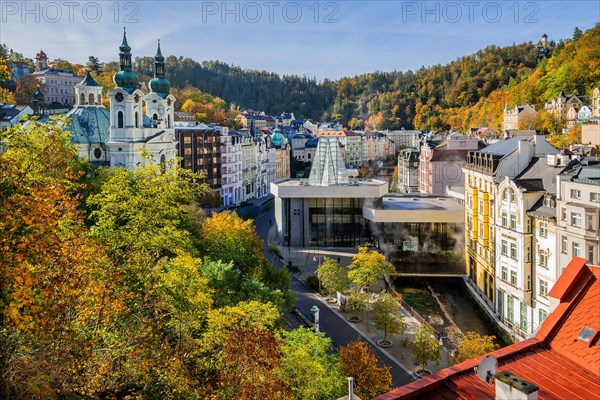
[
  {"xmin": 106, "ymin": 31, "xmax": 177, "ymax": 169},
  {"xmin": 145, "ymin": 40, "xmax": 176, "ymax": 130}
]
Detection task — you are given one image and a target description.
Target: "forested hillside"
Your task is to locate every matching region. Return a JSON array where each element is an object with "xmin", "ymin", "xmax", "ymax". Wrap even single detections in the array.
[
  {"xmin": 3, "ymin": 25, "xmax": 598, "ymax": 131},
  {"xmin": 450, "ymin": 25, "xmax": 600, "ymax": 133}
]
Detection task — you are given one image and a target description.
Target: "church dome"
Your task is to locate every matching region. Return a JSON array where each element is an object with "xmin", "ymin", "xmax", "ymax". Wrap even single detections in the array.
[
  {"xmin": 114, "ymin": 70, "xmax": 139, "ymax": 94},
  {"xmin": 149, "ymin": 76, "xmax": 171, "ymax": 98},
  {"xmin": 78, "ymin": 70, "xmax": 101, "ymax": 87},
  {"xmin": 65, "ymin": 106, "xmax": 110, "ymax": 145},
  {"xmin": 271, "ymin": 128, "xmax": 285, "ymax": 148}
]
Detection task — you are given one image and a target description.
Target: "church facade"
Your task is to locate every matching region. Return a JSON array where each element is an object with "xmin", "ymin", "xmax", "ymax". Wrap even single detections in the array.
[{"xmin": 66, "ymin": 30, "xmax": 178, "ymax": 169}]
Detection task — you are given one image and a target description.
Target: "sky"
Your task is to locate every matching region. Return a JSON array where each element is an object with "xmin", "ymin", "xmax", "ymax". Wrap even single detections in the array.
[{"xmin": 1, "ymin": 0, "xmax": 599, "ymax": 80}]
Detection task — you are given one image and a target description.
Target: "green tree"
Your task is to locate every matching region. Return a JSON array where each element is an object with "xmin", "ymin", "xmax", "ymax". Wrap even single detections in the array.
[
  {"xmin": 452, "ymin": 332, "xmax": 498, "ymax": 364},
  {"xmin": 87, "ymin": 55, "xmax": 103, "ymax": 76},
  {"xmin": 348, "ymin": 246, "xmax": 395, "ymax": 290},
  {"xmin": 199, "ymin": 210, "xmax": 265, "ymax": 278},
  {"xmin": 573, "ymin": 27, "xmax": 583, "ymax": 41},
  {"xmin": 410, "ymin": 324, "xmax": 442, "ymax": 372},
  {"xmin": 317, "ymin": 257, "xmax": 349, "ymax": 299},
  {"xmin": 345, "ymin": 290, "xmax": 368, "ymax": 321},
  {"xmin": 339, "ymin": 341, "xmax": 392, "ymax": 399},
  {"xmin": 157, "ymin": 253, "xmax": 213, "ymax": 353},
  {"xmin": 278, "ymin": 327, "xmax": 345, "ymax": 400},
  {"xmin": 372, "ymin": 292, "xmax": 406, "ymax": 343}
]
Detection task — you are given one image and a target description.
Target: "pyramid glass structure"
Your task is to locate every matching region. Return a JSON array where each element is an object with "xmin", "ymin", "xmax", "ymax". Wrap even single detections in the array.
[{"xmin": 308, "ymin": 136, "xmax": 349, "ymax": 186}]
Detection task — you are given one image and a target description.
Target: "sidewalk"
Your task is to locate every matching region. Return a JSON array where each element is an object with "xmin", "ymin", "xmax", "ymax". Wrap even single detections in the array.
[{"xmin": 269, "ymin": 231, "xmax": 452, "ymax": 376}]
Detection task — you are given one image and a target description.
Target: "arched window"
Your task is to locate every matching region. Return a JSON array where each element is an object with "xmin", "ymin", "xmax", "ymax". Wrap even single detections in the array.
[
  {"xmin": 135, "ymin": 112, "xmax": 139, "ymax": 128},
  {"xmin": 89, "ymin": 93, "xmax": 94, "ymax": 105},
  {"xmin": 79, "ymin": 93, "xmax": 85, "ymax": 105},
  {"xmin": 153, "ymin": 113, "xmax": 158, "ymax": 120},
  {"xmin": 117, "ymin": 111, "xmax": 124, "ymax": 128}
]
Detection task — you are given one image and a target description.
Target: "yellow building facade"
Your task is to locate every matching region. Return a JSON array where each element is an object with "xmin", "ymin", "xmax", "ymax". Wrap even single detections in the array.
[{"xmin": 463, "ymin": 155, "xmax": 497, "ymax": 308}]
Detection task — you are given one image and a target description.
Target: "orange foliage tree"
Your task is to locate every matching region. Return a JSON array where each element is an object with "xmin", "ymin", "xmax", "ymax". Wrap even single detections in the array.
[{"xmin": 339, "ymin": 340, "xmax": 392, "ymax": 399}]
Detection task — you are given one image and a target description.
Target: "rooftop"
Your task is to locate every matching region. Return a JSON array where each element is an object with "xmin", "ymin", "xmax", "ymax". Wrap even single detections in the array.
[
  {"xmin": 374, "ymin": 257, "xmax": 600, "ymax": 400},
  {"xmin": 363, "ymin": 195, "xmax": 464, "ymax": 223}
]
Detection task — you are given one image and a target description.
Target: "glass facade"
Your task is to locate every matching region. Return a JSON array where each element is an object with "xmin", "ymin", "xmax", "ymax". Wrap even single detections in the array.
[{"xmin": 308, "ymin": 198, "xmax": 369, "ymax": 247}]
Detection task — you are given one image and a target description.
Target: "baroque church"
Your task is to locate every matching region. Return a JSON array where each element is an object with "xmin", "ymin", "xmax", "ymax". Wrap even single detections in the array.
[{"xmin": 66, "ymin": 30, "xmax": 177, "ymax": 169}]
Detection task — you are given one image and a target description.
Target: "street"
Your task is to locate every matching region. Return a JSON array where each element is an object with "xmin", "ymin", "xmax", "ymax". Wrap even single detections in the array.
[{"xmin": 253, "ymin": 205, "xmax": 415, "ymax": 388}]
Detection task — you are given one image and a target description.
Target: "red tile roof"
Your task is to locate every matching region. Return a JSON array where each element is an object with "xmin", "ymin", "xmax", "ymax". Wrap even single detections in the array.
[{"xmin": 374, "ymin": 257, "xmax": 600, "ymax": 400}]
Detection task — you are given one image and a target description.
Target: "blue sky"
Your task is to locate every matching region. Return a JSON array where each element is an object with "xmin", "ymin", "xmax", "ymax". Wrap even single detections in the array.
[{"xmin": 1, "ymin": 0, "xmax": 598, "ymax": 80}]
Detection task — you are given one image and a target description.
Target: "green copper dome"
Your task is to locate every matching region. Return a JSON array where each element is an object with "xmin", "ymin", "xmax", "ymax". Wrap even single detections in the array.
[
  {"xmin": 272, "ymin": 128, "xmax": 285, "ymax": 148},
  {"xmin": 113, "ymin": 28, "xmax": 138, "ymax": 94},
  {"xmin": 148, "ymin": 39, "xmax": 170, "ymax": 99}
]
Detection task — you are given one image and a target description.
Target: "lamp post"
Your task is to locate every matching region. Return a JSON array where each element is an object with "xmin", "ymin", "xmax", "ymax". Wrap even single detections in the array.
[
  {"xmin": 313, "ymin": 253, "xmax": 322, "ymax": 293},
  {"xmin": 311, "ymin": 305, "xmax": 320, "ymax": 333}
]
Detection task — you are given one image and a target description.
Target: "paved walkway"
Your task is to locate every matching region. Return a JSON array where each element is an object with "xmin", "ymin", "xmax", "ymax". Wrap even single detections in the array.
[{"xmin": 258, "ymin": 215, "xmax": 450, "ymax": 379}]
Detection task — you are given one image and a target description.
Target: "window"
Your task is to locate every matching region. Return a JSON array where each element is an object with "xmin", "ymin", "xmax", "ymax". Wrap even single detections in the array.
[
  {"xmin": 510, "ymin": 215, "xmax": 517, "ymax": 230},
  {"xmin": 539, "ymin": 280, "xmax": 548, "ymax": 298},
  {"xmin": 510, "ymin": 270, "xmax": 517, "ymax": 286},
  {"xmin": 587, "ymin": 215, "xmax": 594, "ymax": 230},
  {"xmin": 510, "ymin": 243, "xmax": 518, "ymax": 259},
  {"xmin": 561, "ymin": 208, "xmax": 567, "ymax": 221},
  {"xmin": 561, "ymin": 236, "xmax": 568, "ymax": 253},
  {"xmin": 520, "ymin": 302, "xmax": 527, "ymax": 331},
  {"xmin": 479, "ymin": 200, "xmax": 484, "ymax": 214},
  {"xmin": 588, "ymin": 246, "xmax": 595, "ymax": 263},
  {"xmin": 479, "ymin": 223, "xmax": 485, "ymax": 237},
  {"xmin": 570, "ymin": 189, "xmax": 581, "ymax": 199},
  {"xmin": 507, "ymin": 297, "xmax": 514, "ymax": 322},
  {"xmin": 497, "ymin": 289, "xmax": 504, "ymax": 317},
  {"xmin": 539, "ymin": 309, "xmax": 548, "ymax": 325},
  {"xmin": 571, "ymin": 213, "xmax": 582, "ymax": 227},
  {"xmin": 117, "ymin": 111, "xmax": 123, "ymax": 128},
  {"xmin": 540, "ymin": 250, "xmax": 548, "ymax": 268},
  {"xmin": 540, "ymin": 221, "xmax": 548, "ymax": 237},
  {"xmin": 501, "ymin": 240, "xmax": 508, "ymax": 256},
  {"xmin": 591, "ymin": 192, "xmax": 600, "ymax": 203},
  {"xmin": 502, "ymin": 212, "xmax": 508, "ymax": 227},
  {"xmin": 502, "ymin": 267, "xmax": 508, "ymax": 281},
  {"xmin": 573, "ymin": 242, "xmax": 581, "ymax": 257}
]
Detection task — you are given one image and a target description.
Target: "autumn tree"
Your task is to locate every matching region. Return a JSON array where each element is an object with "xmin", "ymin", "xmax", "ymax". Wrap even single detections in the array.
[
  {"xmin": 410, "ymin": 324, "xmax": 442, "ymax": 372},
  {"xmin": 339, "ymin": 340, "xmax": 392, "ymax": 399},
  {"xmin": 452, "ymin": 332, "xmax": 498, "ymax": 364},
  {"xmin": 0, "ymin": 87, "xmax": 15, "ymax": 103},
  {"xmin": 348, "ymin": 246, "xmax": 395, "ymax": 290},
  {"xmin": 0, "ymin": 120, "xmax": 122, "ymax": 397},
  {"xmin": 14, "ymin": 75, "xmax": 41, "ymax": 106},
  {"xmin": 199, "ymin": 210, "xmax": 265, "ymax": 278},
  {"xmin": 201, "ymin": 301, "xmax": 282, "ymax": 387},
  {"xmin": 278, "ymin": 327, "xmax": 345, "ymax": 400},
  {"xmin": 218, "ymin": 327, "xmax": 290, "ymax": 400},
  {"xmin": 317, "ymin": 257, "xmax": 349, "ymax": 300},
  {"xmin": 372, "ymin": 292, "xmax": 406, "ymax": 344}
]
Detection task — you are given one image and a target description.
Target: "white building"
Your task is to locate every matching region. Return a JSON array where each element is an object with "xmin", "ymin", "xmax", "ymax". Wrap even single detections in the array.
[
  {"xmin": 495, "ymin": 153, "xmax": 576, "ymax": 340},
  {"xmin": 0, "ymin": 105, "xmax": 33, "ymax": 132},
  {"xmin": 556, "ymin": 158, "xmax": 600, "ymax": 268},
  {"xmin": 383, "ymin": 128, "xmax": 421, "ymax": 151},
  {"xmin": 220, "ymin": 129, "xmax": 243, "ymax": 207},
  {"xmin": 31, "ymin": 50, "xmax": 81, "ymax": 106},
  {"xmin": 105, "ymin": 34, "xmax": 177, "ymax": 169}
]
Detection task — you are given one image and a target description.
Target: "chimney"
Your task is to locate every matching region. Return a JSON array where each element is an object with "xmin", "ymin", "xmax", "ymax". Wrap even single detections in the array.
[
  {"xmin": 348, "ymin": 377, "xmax": 354, "ymax": 400},
  {"xmin": 495, "ymin": 371, "xmax": 539, "ymax": 400}
]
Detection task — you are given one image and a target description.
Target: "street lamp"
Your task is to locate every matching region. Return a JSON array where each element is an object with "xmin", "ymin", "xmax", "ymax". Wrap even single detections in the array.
[
  {"xmin": 313, "ymin": 253, "xmax": 322, "ymax": 293},
  {"xmin": 311, "ymin": 305, "xmax": 320, "ymax": 333}
]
